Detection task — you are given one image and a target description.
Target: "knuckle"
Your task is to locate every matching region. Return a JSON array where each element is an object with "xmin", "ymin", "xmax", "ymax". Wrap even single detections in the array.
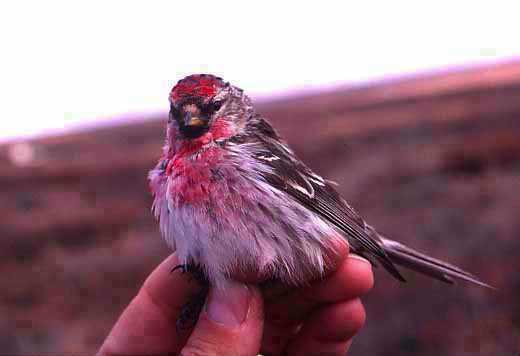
[{"xmin": 181, "ymin": 337, "xmax": 221, "ymax": 356}]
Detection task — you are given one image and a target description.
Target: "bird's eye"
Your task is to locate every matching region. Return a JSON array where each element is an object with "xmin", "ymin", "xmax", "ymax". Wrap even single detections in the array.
[{"xmin": 211, "ymin": 100, "xmax": 223, "ymax": 111}]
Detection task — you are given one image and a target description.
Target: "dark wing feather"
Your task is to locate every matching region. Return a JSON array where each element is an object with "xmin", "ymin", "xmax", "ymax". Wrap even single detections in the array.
[{"xmin": 237, "ymin": 116, "xmax": 405, "ymax": 281}]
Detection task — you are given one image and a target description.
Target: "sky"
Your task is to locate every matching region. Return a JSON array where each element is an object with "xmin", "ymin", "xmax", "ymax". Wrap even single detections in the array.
[{"xmin": 0, "ymin": 1, "xmax": 519, "ymax": 142}]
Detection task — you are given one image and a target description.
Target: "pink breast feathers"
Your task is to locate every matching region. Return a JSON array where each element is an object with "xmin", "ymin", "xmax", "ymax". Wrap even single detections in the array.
[{"xmin": 167, "ymin": 144, "xmax": 227, "ymax": 206}]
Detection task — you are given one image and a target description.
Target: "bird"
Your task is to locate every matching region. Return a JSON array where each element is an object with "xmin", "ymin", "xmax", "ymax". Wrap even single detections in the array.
[{"xmin": 148, "ymin": 74, "xmax": 491, "ymax": 300}]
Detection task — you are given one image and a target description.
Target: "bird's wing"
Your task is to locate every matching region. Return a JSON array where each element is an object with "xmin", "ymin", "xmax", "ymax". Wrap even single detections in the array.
[{"xmin": 235, "ymin": 116, "xmax": 405, "ymax": 281}]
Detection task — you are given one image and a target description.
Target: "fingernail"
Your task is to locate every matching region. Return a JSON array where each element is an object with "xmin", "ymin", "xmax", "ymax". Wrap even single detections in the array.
[
  {"xmin": 349, "ymin": 254, "xmax": 372, "ymax": 265},
  {"xmin": 206, "ymin": 283, "xmax": 251, "ymax": 326}
]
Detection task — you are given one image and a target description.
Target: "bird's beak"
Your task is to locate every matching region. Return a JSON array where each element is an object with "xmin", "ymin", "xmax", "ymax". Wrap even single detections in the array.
[{"xmin": 183, "ymin": 111, "xmax": 205, "ymax": 128}]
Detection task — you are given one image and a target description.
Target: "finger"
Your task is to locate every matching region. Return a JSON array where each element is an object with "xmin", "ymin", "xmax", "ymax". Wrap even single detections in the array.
[
  {"xmin": 260, "ymin": 253, "xmax": 371, "ymax": 354},
  {"xmin": 260, "ymin": 321, "xmax": 301, "ymax": 355},
  {"xmin": 264, "ymin": 254, "xmax": 373, "ymax": 327},
  {"xmin": 302, "ymin": 254, "xmax": 374, "ymax": 303},
  {"xmin": 286, "ymin": 298, "xmax": 366, "ymax": 356},
  {"xmin": 98, "ymin": 253, "xmax": 201, "ymax": 355},
  {"xmin": 181, "ymin": 281, "xmax": 264, "ymax": 356},
  {"xmin": 320, "ymin": 237, "xmax": 350, "ymax": 274}
]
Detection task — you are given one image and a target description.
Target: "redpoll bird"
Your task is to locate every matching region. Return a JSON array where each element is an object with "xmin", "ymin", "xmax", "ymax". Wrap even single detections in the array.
[{"xmin": 149, "ymin": 74, "xmax": 490, "ymax": 298}]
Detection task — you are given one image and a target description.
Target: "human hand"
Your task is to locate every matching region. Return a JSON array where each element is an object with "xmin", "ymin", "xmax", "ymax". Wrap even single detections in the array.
[{"xmin": 98, "ymin": 243, "xmax": 373, "ymax": 356}]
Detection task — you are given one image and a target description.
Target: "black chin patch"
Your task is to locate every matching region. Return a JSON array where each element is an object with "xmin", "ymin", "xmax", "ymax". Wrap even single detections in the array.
[{"xmin": 179, "ymin": 125, "xmax": 209, "ymax": 139}]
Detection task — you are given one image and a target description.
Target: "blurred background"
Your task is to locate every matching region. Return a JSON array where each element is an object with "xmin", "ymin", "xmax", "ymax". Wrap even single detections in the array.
[{"xmin": 1, "ymin": 1, "xmax": 519, "ymax": 355}]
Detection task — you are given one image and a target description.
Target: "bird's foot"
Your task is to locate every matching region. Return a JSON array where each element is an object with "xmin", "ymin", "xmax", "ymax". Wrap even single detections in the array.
[
  {"xmin": 176, "ymin": 284, "xmax": 209, "ymax": 331},
  {"xmin": 171, "ymin": 263, "xmax": 209, "ymax": 331},
  {"xmin": 171, "ymin": 263, "xmax": 207, "ymax": 284}
]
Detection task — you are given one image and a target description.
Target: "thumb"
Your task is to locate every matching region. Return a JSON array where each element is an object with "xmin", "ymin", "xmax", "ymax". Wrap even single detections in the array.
[{"xmin": 181, "ymin": 282, "xmax": 264, "ymax": 356}]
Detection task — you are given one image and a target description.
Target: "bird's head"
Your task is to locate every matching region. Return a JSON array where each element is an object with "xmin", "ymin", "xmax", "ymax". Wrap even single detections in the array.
[{"xmin": 168, "ymin": 74, "xmax": 252, "ymax": 142}]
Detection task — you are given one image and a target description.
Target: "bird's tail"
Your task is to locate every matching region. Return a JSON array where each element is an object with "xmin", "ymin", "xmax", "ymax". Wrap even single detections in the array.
[{"xmin": 376, "ymin": 234, "xmax": 494, "ymax": 289}]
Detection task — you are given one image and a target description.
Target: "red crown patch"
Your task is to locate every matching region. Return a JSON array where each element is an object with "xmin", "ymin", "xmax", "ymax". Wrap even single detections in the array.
[{"xmin": 170, "ymin": 74, "xmax": 224, "ymax": 102}]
